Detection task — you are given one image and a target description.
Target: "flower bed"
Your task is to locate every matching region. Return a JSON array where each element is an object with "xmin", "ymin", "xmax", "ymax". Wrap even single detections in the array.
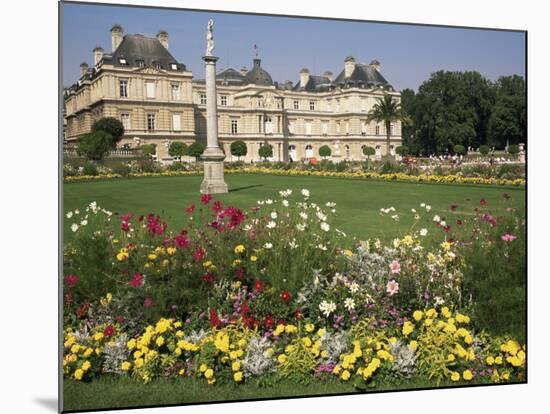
[{"xmin": 63, "ymin": 190, "xmax": 525, "ymax": 391}]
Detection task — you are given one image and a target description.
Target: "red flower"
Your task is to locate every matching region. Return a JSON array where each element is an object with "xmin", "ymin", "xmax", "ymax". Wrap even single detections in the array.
[
  {"xmin": 121, "ymin": 213, "xmax": 133, "ymax": 222},
  {"xmin": 64, "ymin": 274, "xmax": 79, "ymax": 287},
  {"xmin": 145, "ymin": 214, "xmax": 167, "ymax": 236},
  {"xmin": 174, "ymin": 234, "xmax": 190, "ymax": 249},
  {"xmin": 192, "ymin": 247, "xmax": 205, "ymax": 261},
  {"xmin": 115, "ymin": 315, "xmax": 125, "ymax": 324},
  {"xmin": 254, "ymin": 280, "xmax": 264, "ymax": 293},
  {"xmin": 294, "ymin": 308, "xmax": 302, "ymax": 320},
  {"xmin": 201, "ymin": 273, "xmax": 216, "ymax": 283},
  {"xmin": 185, "ymin": 204, "xmax": 195, "ymax": 214},
  {"xmin": 64, "ymin": 292, "xmax": 73, "ymax": 307},
  {"xmin": 457, "ymin": 219, "xmax": 463, "ymax": 225},
  {"xmin": 209, "ymin": 308, "xmax": 221, "ymax": 328},
  {"xmin": 201, "ymin": 194, "xmax": 212, "ymax": 205},
  {"xmin": 143, "ymin": 297, "xmax": 153, "ymax": 308},
  {"xmin": 280, "ymin": 290, "xmax": 291, "ymax": 302},
  {"xmin": 76, "ymin": 302, "xmax": 90, "ymax": 319},
  {"xmin": 129, "ymin": 272, "xmax": 144, "ymax": 288},
  {"xmin": 234, "ymin": 267, "xmax": 245, "ymax": 280},
  {"xmin": 264, "ymin": 315, "xmax": 274, "ymax": 330},
  {"xmin": 120, "ymin": 221, "xmax": 130, "ymax": 232},
  {"xmin": 103, "ymin": 325, "xmax": 115, "ymax": 337},
  {"xmin": 480, "ymin": 199, "xmax": 487, "ymax": 206},
  {"xmin": 444, "ymin": 225, "xmax": 451, "ymax": 233},
  {"xmin": 138, "ymin": 215, "xmax": 144, "ymax": 222},
  {"xmin": 212, "ymin": 201, "xmax": 223, "ymax": 213}
]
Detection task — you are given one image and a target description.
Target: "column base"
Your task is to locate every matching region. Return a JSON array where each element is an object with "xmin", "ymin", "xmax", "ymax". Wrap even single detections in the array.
[{"xmin": 200, "ymin": 160, "xmax": 228, "ymax": 194}]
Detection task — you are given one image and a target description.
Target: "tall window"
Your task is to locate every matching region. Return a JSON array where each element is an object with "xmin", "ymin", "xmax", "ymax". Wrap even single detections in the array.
[
  {"xmin": 171, "ymin": 84, "xmax": 180, "ymax": 100},
  {"xmin": 335, "ymin": 99, "xmax": 340, "ymax": 111},
  {"xmin": 136, "ymin": 59, "xmax": 145, "ymax": 68},
  {"xmin": 361, "ymin": 121, "xmax": 367, "ymax": 135},
  {"xmin": 147, "ymin": 114, "xmax": 156, "ymax": 131},
  {"xmin": 145, "ymin": 81, "xmax": 156, "ymax": 99},
  {"xmin": 389, "ymin": 124, "xmax": 394, "ymax": 135},
  {"xmin": 309, "ymin": 101, "xmax": 316, "ymax": 111},
  {"xmin": 327, "ymin": 100, "xmax": 331, "ymax": 111},
  {"xmin": 345, "ymin": 122, "xmax": 349, "ymax": 134},
  {"xmin": 322, "ymin": 121, "xmax": 328, "ymax": 135},
  {"xmin": 200, "ymin": 94, "xmax": 207, "ymax": 105},
  {"xmin": 336, "ymin": 122, "xmax": 341, "ymax": 134},
  {"xmin": 293, "ymin": 100, "xmax": 299, "ymax": 110},
  {"xmin": 119, "ymin": 80, "xmax": 128, "ymax": 97},
  {"xmin": 231, "ymin": 119, "xmax": 238, "ymax": 135},
  {"xmin": 375, "ymin": 125, "xmax": 380, "ymax": 136},
  {"xmin": 172, "ymin": 114, "xmax": 181, "ymax": 131},
  {"xmin": 220, "ymin": 95, "xmax": 227, "ymax": 106},
  {"xmin": 305, "ymin": 121, "xmax": 312, "ymax": 135},
  {"xmin": 120, "ymin": 112, "xmax": 130, "ymax": 129}
]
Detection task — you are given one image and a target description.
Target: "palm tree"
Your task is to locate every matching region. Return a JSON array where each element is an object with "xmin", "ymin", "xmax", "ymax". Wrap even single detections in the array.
[{"xmin": 366, "ymin": 94, "xmax": 411, "ymax": 157}]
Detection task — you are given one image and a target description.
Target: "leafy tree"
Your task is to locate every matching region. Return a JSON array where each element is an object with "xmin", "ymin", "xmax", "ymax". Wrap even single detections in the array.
[
  {"xmin": 187, "ymin": 141, "xmax": 205, "ymax": 160},
  {"xmin": 230, "ymin": 140, "xmax": 248, "ymax": 160},
  {"xmin": 92, "ymin": 117, "xmax": 125, "ymax": 148},
  {"xmin": 479, "ymin": 145, "xmax": 490, "ymax": 156},
  {"xmin": 76, "ymin": 131, "xmax": 112, "ymax": 161},
  {"xmin": 319, "ymin": 145, "xmax": 332, "ymax": 159},
  {"xmin": 141, "ymin": 144, "xmax": 157, "ymax": 159},
  {"xmin": 366, "ymin": 94, "xmax": 411, "ymax": 157},
  {"xmin": 362, "ymin": 146, "xmax": 375, "ymax": 160},
  {"xmin": 453, "ymin": 144, "xmax": 466, "ymax": 155},
  {"xmin": 258, "ymin": 144, "xmax": 273, "ymax": 161},
  {"xmin": 168, "ymin": 142, "xmax": 187, "ymax": 161},
  {"xmin": 507, "ymin": 144, "xmax": 520, "ymax": 155},
  {"xmin": 395, "ymin": 145, "xmax": 409, "ymax": 156}
]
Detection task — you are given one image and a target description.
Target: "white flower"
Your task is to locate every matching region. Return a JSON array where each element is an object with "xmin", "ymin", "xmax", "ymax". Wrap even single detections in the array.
[
  {"xmin": 279, "ymin": 189, "xmax": 292, "ymax": 197},
  {"xmin": 344, "ymin": 298, "xmax": 356, "ymax": 311},
  {"xmin": 320, "ymin": 222, "xmax": 330, "ymax": 232},
  {"xmin": 335, "ymin": 228, "xmax": 347, "ymax": 237},
  {"xmin": 425, "ymin": 205, "xmax": 432, "ymax": 212},
  {"xmin": 71, "ymin": 223, "xmax": 79, "ymax": 232},
  {"xmin": 420, "ymin": 228, "xmax": 428, "ymax": 236},
  {"xmin": 440, "ymin": 220, "xmax": 447, "ymax": 227},
  {"xmin": 282, "ymin": 200, "xmax": 289, "ymax": 207},
  {"xmin": 296, "ymin": 223, "xmax": 306, "ymax": 232},
  {"xmin": 420, "ymin": 203, "xmax": 426, "ymax": 207},
  {"xmin": 266, "ymin": 199, "xmax": 273, "ymax": 205},
  {"xmin": 414, "ymin": 214, "xmax": 420, "ymax": 220},
  {"xmin": 266, "ymin": 221, "xmax": 277, "ymax": 229},
  {"xmin": 66, "ymin": 211, "xmax": 73, "ymax": 219},
  {"xmin": 411, "ymin": 208, "xmax": 417, "ymax": 213},
  {"xmin": 391, "ymin": 214, "xmax": 400, "ymax": 221},
  {"xmin": 349, "ymin": 282, "xmax": 360, "ymax": 293},
  {"xmin": 299, "ymin": 212, "xmax": 308, "ymax": 220},
  {"xmin": 433, "ymin": 215, "xmax": 441, "ymax": 223},
  {"xmin": 319, "ymin": 300, "xmax": 336, "ymax": 317},
  {"xmin": 316, "ymin": 211, "xmax": 327, "ymax": 221},
  {"xmin": 263, "ymin": 242, "xmax": 273, "ymax": 249},
  {"xmin": 74, "ymin": 209, "xmax": 80, "ymax": 215},
  {"xmin": 257, "ymin": 200, "xmax": 265, "ymax": 205},
  {"xmin": 326, "ymin": 202, "xmax": 336, "ymax": 208},
  {"xmin": 301, "ymin": 189, "xmax": 310, "ymax": 198},
  {"xmin": 288, "ymin": 240, "xmax": 298, "ymax": 249},
  {"xmin": 243, "ymin": 224, "xmax": 252, "ymax": 231},
  {"xmin": 389, "ymin": 207, "xmax": 396, "ymax": 212},
  {"xmin": 317, "ymin": 244, "xmax": 328, "ymax": 251},
  {"xmin": 80, "ymin": 220, "xmax": 88, "ymax": 226},
  {"xmin": 393, "ymin": 238, "xmax": 401, "ymax": 248},
  {"xmin": 270, "ymin": 212, "xmax": 278, "ymax": 219},
  {"xmin": 434, "ymin": 296, "xmax": 445, "ymax": 305}
]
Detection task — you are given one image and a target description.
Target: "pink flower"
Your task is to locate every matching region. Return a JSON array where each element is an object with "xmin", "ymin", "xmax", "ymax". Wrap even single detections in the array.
[
  {"xmin": 185, "ymin": 204, "xmax": 195, "ymax": 214},
  {"xmin": 192, "ymin": 247, "xmax": 205, "ymax": 261},
  {"xmin": 174, "ymin": 233, "xmax": 189, "ymax": 249},
  {"xmin": 389, "ymin": 260, "xmax": 401, "ymax": 274},
  {"xmin": 143, "ymin": 297, "xmax": 153, "ymax": 308},
  {"xmin": 501, "ymin": 233, "xmax": 517, "ymax": 242},
  {"xmin": 386, "ymin": 280, "xmax": 400, "ymax": 296},
  {"xmin": 129, "ymin": 272, "xmax": 144, "ymax": 288},
  {"xmin": 201, "ymin": 194, "xmax": 212, "ymax": 205},
  {"xmin": 64, "ymin": 274, "xmax": 79, "ymax": 287}
]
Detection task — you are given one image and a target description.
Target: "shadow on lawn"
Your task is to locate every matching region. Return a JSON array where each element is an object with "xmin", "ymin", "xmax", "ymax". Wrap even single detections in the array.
[{"xmin": 229, "ymin": 184, "xmax": 264, "ymax": 192}]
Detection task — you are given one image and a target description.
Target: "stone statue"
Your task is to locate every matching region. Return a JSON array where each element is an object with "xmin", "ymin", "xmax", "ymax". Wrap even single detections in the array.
[{"xmin": 206, "ymin": 19, "xmax": 214, "ymax": 56}]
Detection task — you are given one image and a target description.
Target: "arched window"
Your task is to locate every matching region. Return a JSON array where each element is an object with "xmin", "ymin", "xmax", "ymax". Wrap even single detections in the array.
[
  {"xmin": 288, "ymin": 145, "xmax": 296, "ymax": 161},
  {"xmin": 375, "ymin": 125, "xmax": 380, "ymax": 135},
  {"xmin": 345, "ymin": 145, "xmax": 350, "ymax": 159},
  {"xmin": 305, "ymin": 144, "xmax": 313, "ymax": 158}
]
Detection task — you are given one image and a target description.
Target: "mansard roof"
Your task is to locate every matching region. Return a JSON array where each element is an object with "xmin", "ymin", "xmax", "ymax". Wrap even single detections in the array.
[{"xmin": 333, "ymin": 63, "xmax": 392, "ymax": 89}]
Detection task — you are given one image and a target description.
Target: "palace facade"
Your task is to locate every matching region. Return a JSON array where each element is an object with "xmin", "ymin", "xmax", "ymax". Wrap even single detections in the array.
[{"xmin": 64, "ymin": 25, "xmax": 402, "ymax": 162}]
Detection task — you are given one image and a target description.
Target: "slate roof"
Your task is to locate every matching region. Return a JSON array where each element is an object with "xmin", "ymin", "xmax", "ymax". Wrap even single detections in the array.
[
  {"xmin": 244, "ymin": 58, "xmax": 273, "ymax": 86},
  {"xmin": 216, "ymin": 68, "xmax": 246, "ymax": 85},
  {"xmin": 332, "ymin": 63, "xmax": 392, "ymax": 89},
  {"xmin": 292, "ymin": 75, "xmax": 332, "ymax": 92},
  {"xmin": 101, "ymin": 34, "xmax": 186, "ymax": 71}
]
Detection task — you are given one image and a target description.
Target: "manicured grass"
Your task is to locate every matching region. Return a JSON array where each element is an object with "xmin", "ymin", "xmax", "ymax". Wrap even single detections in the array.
[{"xmin": 63, "ymin": 173, "xmax": 525, "ymax": 242}]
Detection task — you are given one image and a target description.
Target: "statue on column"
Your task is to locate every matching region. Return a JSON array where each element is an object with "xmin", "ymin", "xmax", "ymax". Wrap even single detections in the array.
[{"xmin": 206, "ymin": 19, "xmax": 214, "ymax": 56}]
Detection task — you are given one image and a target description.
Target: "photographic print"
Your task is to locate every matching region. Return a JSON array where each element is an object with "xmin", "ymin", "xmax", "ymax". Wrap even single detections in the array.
[{"xmin": 60, "ymin": 1, "xmax": 526, "ymax": 411}]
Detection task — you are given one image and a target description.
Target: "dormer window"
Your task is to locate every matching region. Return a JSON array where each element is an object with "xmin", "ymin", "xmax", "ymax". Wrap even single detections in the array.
[
  {"xmin": 119, "ymin": 58, "xmax": 127, "ymax": 65},
  {"xmin": 153, "ymin": 61, "xmax": 162, "ymax": 70},
  {"xmin": 170, "ymin": 63, "xmax": 178, "ymax": 70},
  {"xmin": 136, "ymin": 59, "xmax": 145, "ymax": 68}
]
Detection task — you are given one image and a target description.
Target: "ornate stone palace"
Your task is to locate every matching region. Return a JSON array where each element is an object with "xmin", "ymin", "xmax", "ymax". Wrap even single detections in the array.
[{"xmin": 63, "ymin": 25, "xmax": 403, "ymax": 162}]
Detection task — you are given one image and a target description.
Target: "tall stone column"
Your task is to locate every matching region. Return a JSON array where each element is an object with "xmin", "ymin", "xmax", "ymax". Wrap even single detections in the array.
[{"xmin": 200, "ymin": 55, "xmax": 228, "ymax": 193}]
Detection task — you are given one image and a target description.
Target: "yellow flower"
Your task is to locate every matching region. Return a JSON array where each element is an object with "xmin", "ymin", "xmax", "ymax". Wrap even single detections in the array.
[
  {"xmin": 81, "ymin": 360, "xmax": 91, "ymax": 371},
  {"xmin": 156, "ymin": 336, "xmax": 165, "ymax": 347},
  {"xmin": 502, "ymin": 371, "xmax": 510, "ymax": 380},
  {"xmin": 203, "ymin": 260, "xmax": 213, "ymax": 268},
  {"xmin": 204, "ymin": 369, "xmax": 214, "ymax": 379},
  {"xmin": 333, "ymin": 364, "xmax": 342, "ymax": 375},
  {"xmin": 402, "ymin": 321, "xmax": 414, "ymax": 336},
  {"xmin": 447, "ymin": 354, "xmax": 455, "ymax": 362},
  {"xmin": 121, "ymin": 361, "xmax": 131, "ymax": 371},
  {"xmin": 278, "ymin": 354, "xmax": 287, "ymax": 364},
  {"xmin": 74, "ymin": 369, "xmax": 84, "ymax": 381},
  {"xmin": 70, "ymin": 344, "xmax": 80, "ymax": 354},
  {"xmin": 486, "ymin": 356, "xmax": 495, "ymax": 366},
  {"xmin": 148, "ymin": 254, "xmax": 157, "ymax": 260},
  {"xmin": 250, "ymin": 255, "xmax": 257, "ymax": 262},
  {"xmin": 273, "ymin": 324, "xmax": 285, "ymax": 336},
  {"xmin": 232, "ymin": 361, "xmax": 241, "ymax": 372},
  {"xmin": 495, "ymin": 356, "xmax": 503, "ymax": 365},
  {"xmin": 233, "ymin": 371, "xmax": 244, "ymax": 382},
  {"xmin": 232, "ymin": 259, "xmax": 241, "ymax": 266},
  {"xmin": 93, "ymin": 332, "xmax": 104, "ymax": 341},
  {"xmin": 199, "ymin": 364, "xmax": 207, "ymax": 373},
  {"xmin": 426, "ymin": 308, "xmax": 437, "ymax": 318},
  {"xmin": 450, "ymin": 371, "xmax": 460, "ymax": 382},
  {"xmin": 413, "ymin": 310, "xmax": 423, "ymax": 321},
  {"xmin": 441, "ymin": 307, "xmax": 452, "ymax": 318},
  {"xmin": 317, "ymin": 328, "xmax": 326, "ymax": 338},
  {"xmin": 237, "ymin": 339, "xmax": 247, "ymax": 348},
  {"xmin": 179, "ymin": 368, "xmax": 185, "ymax": 376},
  {"xmin": 462, "ymin": 369, "xmax": 473, "ymax": 381},
  {"xmin": 83, "ymin": 348, "xmax": 93, "ymax": 358},
  {"xmin": 409, "ymin": 340, "xmax": 418, "ymax": 351},
  {"xmin": 285, "ymin": 324, "xmax": 298, "ymax": 334},
  {"xmin": 167, "ymin": 247, "xmax": 177, "ymax": 256},
  {"xmin": 341, "ymin": 370, "xmax": 351, "ymax": 381},
  {"xmin": 116, "ymin": 250, "xmax": 129, "ymax": 261},
  {"xmin": 305, "ymin": 323, "xmax": 315, "ymax": 333},
  {"xmin": 234, "ymin": 245, "xmax": 246, "ymax": 254},
  {"xmin": 343, "ymin": 249, "xmax": 353, "ymax": 257}
]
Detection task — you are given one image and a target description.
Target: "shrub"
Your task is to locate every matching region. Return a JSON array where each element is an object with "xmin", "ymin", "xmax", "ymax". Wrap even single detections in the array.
[
  {"xmin": 81, "ymin": 162, "xmax": 99, "ymax": 176},
  {"xmin": 507, "ymin": 144, "xmax": 520, "ymax": 155},
  {"xmin": 319, "ymin": 145, "xmax": 332, "ymax": 159},
  {"xmin": 168, "ymin": 142, "xmax": 187, "ymax": 161},
  {"xmin": 362, "ymin": 146, "xmax": 376, "ymax": 159},
  {"xmin": 92, "ymin": 117, "xmax": 125, "ymax": 148},
  {"xmin": 479, "ymin": 145, "xmax": 490, "ymax": 156},
  {"xmin": 77, "ymin": 131, "xmax": 112, "ymax": 161},
  {"xmin": 187, "ymin": 141, "xmax": 205, "ymax": 160},
  {"xmin": 230, "ymin": 141, "xmax": 248, "ymax": 160},
  {"xmin": 110, "ymin": 162, "xmax": 131, "ymax": 176},
  {"xmin": 453, "ymin": 145, "xmax": 466, "ymax": 155},
  {"xmin": 395, "ymin": 146, "xmax": 409, "ymax": 156},
  {"xmin": 140, "ymin": 144, "xmax": 157, "ymax": 159},
  {"xmin": 258, "ymin": 144, "xmax": 273, "ymax": 161}
]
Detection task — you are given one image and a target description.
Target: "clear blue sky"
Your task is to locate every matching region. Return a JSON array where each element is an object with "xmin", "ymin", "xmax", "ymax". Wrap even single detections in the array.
[{"xmin": 62, "ymin": 2, "xmax": 525, "ymax": 91}]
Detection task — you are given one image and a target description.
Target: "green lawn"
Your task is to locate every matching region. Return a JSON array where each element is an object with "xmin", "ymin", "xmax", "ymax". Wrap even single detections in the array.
[{"xmin": 63, "ymin": 173, "xmax": 525, "ymax": 242}]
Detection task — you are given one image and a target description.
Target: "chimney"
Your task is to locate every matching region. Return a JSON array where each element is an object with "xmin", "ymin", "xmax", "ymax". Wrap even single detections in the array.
[
  {"xmin": 344, "ymin": 56, "xmax": 356, "ymax": 78},
  {"xmin": 370, "ymin": 59, "xmax": 381, "ymax": 72},
  {"xmin": 93, "ymin": 46, "xmax": 104, "ymax": 66},
  {"xmin": 240, "ymin": 66, "xmax": 248, "ymax": 76},
  {"xmin": 299, "ymin": 68, "xmax": 310, "ymax": 88},
  {"xmin": 79, "ymin": 62, "xmax": 89, "ymax": 78},
  {"xmin": 157, "ymin": 30, "xmax": 169, "ymax": 49},
  {"xmin": 323, "ymin": 71, "xmax": 333, "ymax": 81},
  {"xmin": 110, "ymin": 24, "xmax": 123, "ymax": 52}
]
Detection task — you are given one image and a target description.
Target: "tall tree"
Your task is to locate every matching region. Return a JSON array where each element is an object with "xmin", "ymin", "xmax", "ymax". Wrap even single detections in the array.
[
  {"xmin": 92, "ymin": 117, "xmax": 125, "ymax": 148},
  {"xmin": 366, "ymin": 94, "xmax": 411, "ymax": 157}
]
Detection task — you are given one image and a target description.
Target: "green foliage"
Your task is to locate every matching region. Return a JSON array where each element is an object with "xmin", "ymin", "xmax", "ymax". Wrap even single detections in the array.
[
  {"xmin": 362, "ymin": 146, "xmax": 376, "ymax": 158},
  {"xmin": 258, "ymin": 144, "xmax": 273, "ymax": 160},
  {"xmin": 77, "ymin": 131, "xmax": 113, "ymax": 161},
  {"xmin": 230, "ymin": 140, "xmax": 248, "ymax": 160},
  {"xmin": 168, "ymin": 142, "xmax": 187, "ymax": 160},
  {"xmin": 453, "ymin": 145, "xmax": 466, "ymax": 155},
  {"xmin": 140, "ymin": 144, "xmax": 157, "ymax": 159},
  {"xmin": 507, "ymin": 144, "xmax": 520, "ymax": 155},
  {"xmin": 367, "ymin": 94, "xmax": 411, "ymax": 156},
  {"xmin": 395, "ymin": 145, "xmax": 409, "ymax": 156},
  {"xmin": 92, "ymin": 117, "xmax": 125, "ymax": 148},
  {"xmin": 82, "ymin": 162, "xmax": 99, "ymax": 176},
  {"xmin": 479, "ymin": 145, "xmax": 490, "ymax": 156},
  {"xmin": 318, "ymin": 145, "xmax": 332, "ymax": 159},
  {"xmin": 187, "ymin": 141, "xmax": 205, "ymax": 159},
  {"xmin": 277, "ymin": 339, "xmax": 319, "ymax": 384}
]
